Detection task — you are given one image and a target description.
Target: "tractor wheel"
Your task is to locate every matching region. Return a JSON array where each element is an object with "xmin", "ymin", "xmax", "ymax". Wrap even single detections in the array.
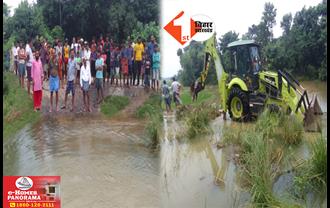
[{"xmin": 227, "ymin": 87, "xmax": 250, "ymax": 121}]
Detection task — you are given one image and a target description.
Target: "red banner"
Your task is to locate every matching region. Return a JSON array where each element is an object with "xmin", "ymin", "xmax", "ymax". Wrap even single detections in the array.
[{"xmin": 3, "ymin": 176, "xmax": 61, "ymax": 208}]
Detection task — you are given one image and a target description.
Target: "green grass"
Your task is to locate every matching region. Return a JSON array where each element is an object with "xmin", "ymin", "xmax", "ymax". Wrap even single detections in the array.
[
  {"xmin": 136, "ymin": 94, "xmax": 163, "ymax": 120},
  {"xmin": 135, "ymin": 93, "xmax": 163, "ymax": 147},
  {"xmin": 3, "ymin": 72, "xmax": 41, "ymax": 139},
  {"xmin": 145, "ymin": 115, "xmax": 161, "ymax": 148},
  {"xmin": 100, "ymin": 95, "xmax": 130, "ymax": 117},
  {"xmin": 185, "ymin": 106, "xmax": 212, "ymax": 139},
  {"xmin": 221, "ymin": 110, "xmax": 306, "ymax": 207},
  {"xmin": 161, "ymin": 85, "xmax": 219, "ymax": 111},
  {"xmin": 293, "ymin": 135, "xmax": 327, "ymax": 200}
]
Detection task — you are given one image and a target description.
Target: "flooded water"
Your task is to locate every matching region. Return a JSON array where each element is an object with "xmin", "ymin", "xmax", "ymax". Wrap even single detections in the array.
[
  {"xmin": 3, "ymin": 116, "xmax": 160, "ymax": 208},
  {"xmin": 3, "ymin": 81, "xmax": 326, "ymax": 207}
]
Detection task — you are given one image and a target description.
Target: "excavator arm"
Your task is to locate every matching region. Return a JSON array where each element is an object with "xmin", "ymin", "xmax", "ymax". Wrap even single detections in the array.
[{"xmin": 192, "ymin": 34, "xmax": 229, "ymax": 111}]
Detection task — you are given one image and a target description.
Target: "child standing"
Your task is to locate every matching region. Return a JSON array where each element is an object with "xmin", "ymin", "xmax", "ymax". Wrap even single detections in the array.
[
  {"xmin": 75, "ymin": 50, "xmax": 82, "ymax": 85},
  {"xmin": 114, "ymin": 47, "xmax": 121, "ymax": 86},
  {"xmin": 143, "ymin": 55, "xmax": 151, "ymax": 88},
  {"xmin": 121, "ymin": 44, "xmax": 129, "ymax": 87},
  {"xmin": 57, "ymin": 51, "xmax": 64, "ymax": 89}
]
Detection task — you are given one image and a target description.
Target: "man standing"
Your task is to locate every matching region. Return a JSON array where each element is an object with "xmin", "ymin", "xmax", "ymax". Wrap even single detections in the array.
[
  {"xmin": 48, "ymin": 52, "xmax": 60, "ymax": 112},
  {"xmin": 31, "ymin": 50, "xmax": 43, "ymax": 111},
  {"xmin": 26, "ymin": 39, "xmax": 34, "ymax": 95},
  {"xmin": 80, "ymin": 58, "xmax": 92, "ymax": 112},
  {"xmin": 40, "ymin": 41, "xmax": 48, "ymax": 81},
  {"xmin": 90, "ymin": 39, "xmax": 97, "ymax": 83},
  {"xmin": 126, "ymin": 41, "xmax": 134, "ymax": 86},
  {"xmin": 171, "ymin": 77, "xmax": 182, "ymax": 106},
  {"xmin": 55, "ymin": 40, "xmax": 63, "ymax": 60},
  {"xmin": 95, "ymin": 52, "xmax": 104, "ymax": 104},
  {"xmin": 152, "ymin": 45, "xmax": 160, "ymax": 91},
  {"xmin": 104, "ymin": 37, "xmax": 111, "ymax": 83},
  {"xmin": 61, "ymin": 49, "xmax": 77, "ymax": 112},
  {"xmin": 12, "ymin": 42, "xmax": 19, "ymax": 75},
  {"xmin": 63, "ymin": 39, "xmax": 70, "ymax": 83},
  {"xmin": 18, "ymin": 42, "xmax": 27, "ymax": 88},
  {"xmin": 133, "ymin": 37, "xmax": 144, "ymax": 86}
]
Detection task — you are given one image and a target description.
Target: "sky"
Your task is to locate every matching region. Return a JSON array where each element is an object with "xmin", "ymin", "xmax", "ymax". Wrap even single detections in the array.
[
  {"xmin": 5, "ymin": 0, "xmax": 321, "ymax": 78},
  {"xmin": 4, "ymin": 0, "xmax": 35, "ymax": 16},
  {"xmin": 161, "ymin": 0, "xmax": 322, "ymax": 78}
]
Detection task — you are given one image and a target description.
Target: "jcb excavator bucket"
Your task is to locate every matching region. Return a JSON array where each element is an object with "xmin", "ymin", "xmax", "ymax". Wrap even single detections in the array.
[{"xmin": 303, "ymin": 94, "xmax": 323, "ymax": 132}]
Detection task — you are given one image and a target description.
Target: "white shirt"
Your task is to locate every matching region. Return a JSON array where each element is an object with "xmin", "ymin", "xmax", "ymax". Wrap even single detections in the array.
[
  {"xmin": 171, "ymin": 81, "xmax": 181, "ymax": 93},
  {"xmin": 83, "ymin": 49, "xmax": 91, "ymax": 61},
  {"xmin": 80, "ymin": 63, "xmax": 91, "ymax": 86},
  {"xmin": 12, "ymin": 46, "xmax": 18, "ymax": 57},
  {"xmin": 25, "ymin": 44, "xmax": 33, "ymax": 67},
  {"xmin": 55, "ymin": 45, "xmax": 63, "ymax": 58}
]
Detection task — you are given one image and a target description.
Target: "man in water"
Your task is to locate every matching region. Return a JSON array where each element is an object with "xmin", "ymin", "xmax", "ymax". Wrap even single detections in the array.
[
  {"xmin": 171, "ymin": 77, "xmax": 182, "ymax": 106},
  {"xmin": 162, "ymin": 80, "xmax": 171, "ymax": 113}
]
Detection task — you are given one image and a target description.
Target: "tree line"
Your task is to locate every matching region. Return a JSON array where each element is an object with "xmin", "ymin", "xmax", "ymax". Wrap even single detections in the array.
[
  {"xmin": 177, "ymin": 0, "xmax": 327, "ymax": 86},
  {"xmin": 3, "ymin": 0, "xmax": 159, "ymax": 65}
]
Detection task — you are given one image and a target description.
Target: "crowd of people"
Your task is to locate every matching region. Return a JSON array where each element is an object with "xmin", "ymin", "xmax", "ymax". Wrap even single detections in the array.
[{"xmin": 9, "ymin": 35, "xmax": 162, "ymax": 112}]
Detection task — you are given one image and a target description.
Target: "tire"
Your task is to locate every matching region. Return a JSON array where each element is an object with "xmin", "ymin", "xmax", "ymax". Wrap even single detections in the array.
[{"xmin": 227, "ymin": 87, "xmax": 250, "ymax": 121}]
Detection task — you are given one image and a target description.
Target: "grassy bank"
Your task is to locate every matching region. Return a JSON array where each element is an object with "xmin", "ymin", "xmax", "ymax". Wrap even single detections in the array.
[
  {"xmin": 135, "ymin": 93, "xmax": 163, "ymax": 147},
  {"xmin": 220, "ymin": 110, "xmax": 326, "ymax": 207},
  {"xmin": 100, "ymin": 95, "xmax": 130, "ymax": 117},
  {"xmin": 161, "ymin": 85, "xmax": 219, "ymax": 110},
  {"xmin": 3, "ymin": 72, "xmax": 40, "ymax": 139}
]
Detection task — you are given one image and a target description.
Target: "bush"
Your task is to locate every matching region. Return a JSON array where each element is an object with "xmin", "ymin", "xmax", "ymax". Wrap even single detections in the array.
[
  {"xmin": 277, "ymin": 114, "xmax": 304, "ymax": 145},
  {"xmin": 145, "ymin": 115, "xmax": 161, "ymax": 148},
  {"xmin": 135, "ymin": 94, "xmax": 162, "ymax": 120},
  {"xmin": 185, "ymin": 107, "xmax": 212, "ymax": 139},
  {"xmin": 293, "ymin": 136, "xmax": 327, "ymax": 199}
]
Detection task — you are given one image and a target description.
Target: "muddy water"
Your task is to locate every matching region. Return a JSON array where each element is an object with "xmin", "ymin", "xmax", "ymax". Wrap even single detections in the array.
[
  {"xmin": 160, "ymin": 115, "xmax": 250, "ymax": 208},
  {"xmin": 3, "ymin": 81, "xmax": 326, "ymax": 207},
  {"xmin": 3, "ymin": 115, "xmax": 160, "ymax": 208},
  {"xmin": 159, "ymin": 81, "xmax": 327, "ymax": 208}
]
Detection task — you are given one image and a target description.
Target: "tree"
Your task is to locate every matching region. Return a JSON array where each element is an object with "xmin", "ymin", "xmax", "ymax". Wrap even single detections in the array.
[
  {"xmin": 3, "ymin": 2, "xmax": 10, "ymax": 17},
  {"xmin": 280, "ymin": 13, "xmax": 292, "ymax": 35},
  {"xmin": 218, "ymin": 31, "xmax": 239, "ymax": 53},
  {"xmin": 243, "ymin": 2, "xmax": 276, "ymax": 47}
]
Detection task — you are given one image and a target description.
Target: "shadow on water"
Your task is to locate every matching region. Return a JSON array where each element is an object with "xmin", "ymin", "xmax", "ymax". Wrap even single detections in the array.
[{"xmin": 160, "ymin": 115, "xmax": 250, "ymax": 208}]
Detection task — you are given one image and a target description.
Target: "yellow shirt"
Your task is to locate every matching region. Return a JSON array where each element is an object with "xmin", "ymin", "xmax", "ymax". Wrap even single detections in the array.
[
  {"xmin": 134, "ymin": 43, "xmax": 144, "ymax": 61},
  {"xmin": 64, "ymin": 46, "xmax": 69, "ymax": 58}
]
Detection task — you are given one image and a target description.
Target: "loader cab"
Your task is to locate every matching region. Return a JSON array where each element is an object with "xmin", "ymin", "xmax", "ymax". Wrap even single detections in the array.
[{"xmin": 225, "ymin": 40, "xmax": 261, "ymax": 91}]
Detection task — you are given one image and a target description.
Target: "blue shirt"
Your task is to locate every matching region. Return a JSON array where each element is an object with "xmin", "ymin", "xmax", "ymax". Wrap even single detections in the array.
[
  {"xmin": 67, "ymin": 58, "xmax": 76, "ymax": 81},
  {"xmin": 147, "ymin": 42, "xmax": 155, "ymax": 58},
  {"xmin": 95, "ymin": 58, "xmax": 104, "ymax": 79},
  {"xmin": 152, "ymin": 52, "xmax": 160, "ymax": 70},
  {"xmin": 126, "ymin": 47, "xmax": 133, "ymax": 66}
]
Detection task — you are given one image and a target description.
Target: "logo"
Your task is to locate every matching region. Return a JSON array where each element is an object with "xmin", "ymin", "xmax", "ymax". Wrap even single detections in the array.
[
  {"xmin": 164, "ymin": 11, "xmax": 215, "ymax": 45},
  {"xmin": 15, "ymin": 177, "xmax": 33, "ymax": 190}
]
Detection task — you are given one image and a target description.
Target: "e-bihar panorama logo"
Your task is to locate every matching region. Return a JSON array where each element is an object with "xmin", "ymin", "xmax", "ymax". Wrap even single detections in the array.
[
  {"xmin": 15, "ymin": 176, "xmax": 33, "ymax": 190},
  {"xmin": 164, "ymin": 11, "xmax": 215, "ymax": 45}
]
